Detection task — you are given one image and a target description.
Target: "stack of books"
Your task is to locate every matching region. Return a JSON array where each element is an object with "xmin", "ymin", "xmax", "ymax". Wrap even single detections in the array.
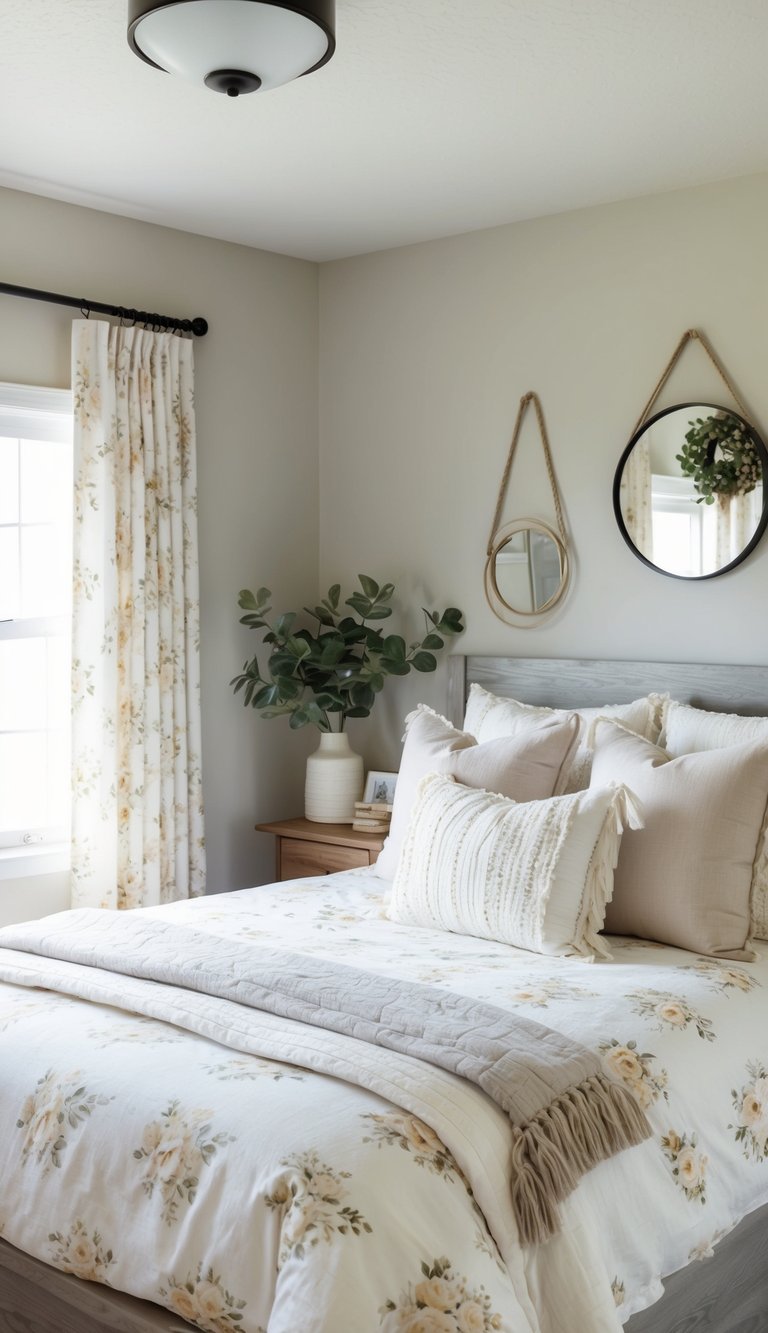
[{"xmin": 352, "ymin": 801, "xmax": 393, "ymax": 834}]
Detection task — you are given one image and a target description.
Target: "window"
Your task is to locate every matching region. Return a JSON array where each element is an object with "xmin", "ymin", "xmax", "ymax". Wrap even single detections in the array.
[
  {"xmin": 0, "ymin": 383, "xmax": 73, "ymax": 873},
  {"xmin": 651, "ymin": 473, "xmax": 704, "ymax": 577}
]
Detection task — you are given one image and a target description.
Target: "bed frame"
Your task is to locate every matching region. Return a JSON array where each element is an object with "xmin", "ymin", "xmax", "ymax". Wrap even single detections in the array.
[{"xmin": 3, "ymin": 654, "xmax": 768, "ymax": 1333}]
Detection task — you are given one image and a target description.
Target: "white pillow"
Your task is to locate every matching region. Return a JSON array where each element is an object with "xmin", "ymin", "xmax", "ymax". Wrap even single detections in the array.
[
  {"xmin": 374, "ymin": 704, "xmax": 579, "ymax": 880},
  {"xmin": 661, "ymin": 700, "xmax": 768, "ymax": 941},
  {"xmin": 388, "ymin": 772, "xmax": 641, "ymax": 959},
  {"xmin": 463, "ymin": 684, "xmax": 663, "ymax": 794}
]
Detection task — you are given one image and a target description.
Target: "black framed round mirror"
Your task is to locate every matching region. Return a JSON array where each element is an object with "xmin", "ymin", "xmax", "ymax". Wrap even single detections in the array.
[{"xmin": 613, "ymin": 403, "xmax": 768, "ymax": 580}]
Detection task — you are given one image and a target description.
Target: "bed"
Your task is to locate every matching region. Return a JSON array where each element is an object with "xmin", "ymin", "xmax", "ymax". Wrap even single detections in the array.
[{"xmin": 2, "ymin": 655, "xmax": 768, "ymax": 1333}]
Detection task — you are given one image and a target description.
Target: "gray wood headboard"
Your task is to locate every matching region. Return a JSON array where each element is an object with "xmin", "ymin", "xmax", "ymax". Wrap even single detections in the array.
[{"xmin": 447, "ymin": 655, "xmax": 768, "ymax": 727}]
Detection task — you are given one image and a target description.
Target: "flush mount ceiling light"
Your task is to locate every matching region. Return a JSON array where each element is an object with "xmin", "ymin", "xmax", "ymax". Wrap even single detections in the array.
[{"xmin": 127, "ymin": 0, "xmax": 335, "ymax": 97}]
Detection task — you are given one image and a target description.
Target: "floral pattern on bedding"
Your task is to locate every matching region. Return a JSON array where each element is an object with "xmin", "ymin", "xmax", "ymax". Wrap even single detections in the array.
[
  {"xmin": 660, "ymin": 1130, "xmax": 709, "ymax": 1202},
  {"xmin": 598, "ymin": 1039, "xmax": 669, "ymax": 1109},
  {"xmin": 16, "ymin": 1069, "xmax": 112, "ymax": 1173},
  {"xmin": 730, "ymin": 1061, "xmax": 768, "ymax": 1161},
  {"xmin": 133, "ymin": 1100, "xmax": 235, "ymax": 1226},
  {"xmin": 380, "ymin": 1256, "xmax": 505, "ymax": 1332},
  {"xmin": 48, "ymin": 1219, "xmax": 115, "ymax": 1284},
  {"xmin": 626, "ymin": 990, "xmax": 716, "ymax": 1040},
  {"xmin": 159, "ymin": 1264, "xmax": 250, "ymax": 1332},
  {"xmin": 361, "ymin": 1111, "xmax": 461, "ymax": 1182},
  {"xmin": 265, "ymin": 1149, "xmax": 373, "ymax": 1263},
  {"xmin": 1, "ymin": 869, "xmax": 768, "ymax": 1332}
]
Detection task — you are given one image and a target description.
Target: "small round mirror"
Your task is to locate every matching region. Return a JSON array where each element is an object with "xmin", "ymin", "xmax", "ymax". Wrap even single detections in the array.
[
  {"xmin": 614, "ymin": 403, "xmax": 768, "ymax": 580},
  {"xmin": 485, "ymin": 519, "xmax": 570, "ymax": 618}
]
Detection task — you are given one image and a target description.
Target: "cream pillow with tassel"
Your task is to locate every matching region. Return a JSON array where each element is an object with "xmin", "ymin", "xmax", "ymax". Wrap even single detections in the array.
[{"xmin": 388, "ymin": 772, "xmax": 642, "ymax": 959}]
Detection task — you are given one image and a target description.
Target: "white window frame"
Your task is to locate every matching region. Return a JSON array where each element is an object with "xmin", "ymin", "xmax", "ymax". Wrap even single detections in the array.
[{"xmin": 0, "ymin": 382, "xmax": 73, "ymax": 880}]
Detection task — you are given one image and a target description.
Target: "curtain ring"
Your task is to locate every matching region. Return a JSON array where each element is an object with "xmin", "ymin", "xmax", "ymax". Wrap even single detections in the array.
[{"xmin": 80, "ymin": 301, "xmax": 90, "ymax": 319}]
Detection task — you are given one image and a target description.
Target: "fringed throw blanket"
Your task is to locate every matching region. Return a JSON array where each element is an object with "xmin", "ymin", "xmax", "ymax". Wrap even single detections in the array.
[{"xmin": 0, "ymin": 910, "xmax": 650, "ymax": 1245}]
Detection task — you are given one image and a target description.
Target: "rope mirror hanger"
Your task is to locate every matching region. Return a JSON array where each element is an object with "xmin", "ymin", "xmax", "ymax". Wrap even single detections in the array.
[{"xmin": 484, "ymin": 392, "xmax": 571, "ymax": 626}]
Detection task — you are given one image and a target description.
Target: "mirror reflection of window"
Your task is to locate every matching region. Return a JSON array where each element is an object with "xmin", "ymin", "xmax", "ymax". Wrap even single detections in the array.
[
  {"xmin": 649, "ymin": 474, "xmax": 763, "ymax": 578},
  {"xmin": 493, "ymin": 529, "xmax": 563, "ymax": 614},
  {"xmin": 615, "ymin": 404, "xmax": 768, "ymax": 579}
]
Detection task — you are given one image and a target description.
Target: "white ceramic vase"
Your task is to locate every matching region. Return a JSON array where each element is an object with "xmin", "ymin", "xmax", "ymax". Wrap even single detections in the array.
[{"xmin": 305, "ymin": 731, "xmax": 364, "ymax": 824}]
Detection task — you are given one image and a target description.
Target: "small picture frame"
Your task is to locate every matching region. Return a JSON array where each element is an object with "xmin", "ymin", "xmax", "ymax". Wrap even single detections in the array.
[{"xmin": 363, "ymin": 770, "xmax": 398, "ymax": 804}]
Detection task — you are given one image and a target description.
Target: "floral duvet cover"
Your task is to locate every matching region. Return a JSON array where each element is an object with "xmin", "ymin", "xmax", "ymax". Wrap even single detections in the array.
[{"xmin": 0, "ymin": 868, "xmax": 767, "ymax": 1333}]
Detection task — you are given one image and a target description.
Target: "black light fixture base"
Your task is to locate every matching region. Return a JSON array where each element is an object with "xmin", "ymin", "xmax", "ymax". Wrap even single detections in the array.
[{"xmin": 204, "ymin": 68, "xmax": 262, "ymax": 96}]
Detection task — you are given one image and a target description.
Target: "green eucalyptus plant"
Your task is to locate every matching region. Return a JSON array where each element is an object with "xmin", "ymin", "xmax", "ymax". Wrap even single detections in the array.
[
  {"xmin": 677, "ymin": 412, "xmax": 762, "ymax": 505},
  {"xmin": 231, "ymin": 576, "xmax": 464, "ymax": 731}
]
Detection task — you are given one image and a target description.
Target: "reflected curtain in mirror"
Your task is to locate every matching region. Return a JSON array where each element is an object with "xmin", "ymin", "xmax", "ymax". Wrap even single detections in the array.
[{"xmin": 614, "ymin": 404, "xmax": 768, "ymax": 580}]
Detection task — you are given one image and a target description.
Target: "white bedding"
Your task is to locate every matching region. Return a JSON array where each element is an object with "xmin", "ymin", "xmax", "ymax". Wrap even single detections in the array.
[{"xmin": 1, "ymin": 868, "xmax": 767, "ymax": 1332}]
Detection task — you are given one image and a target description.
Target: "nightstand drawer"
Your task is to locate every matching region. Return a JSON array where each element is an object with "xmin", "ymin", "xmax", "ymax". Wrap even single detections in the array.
[
  {"xmin": 256, "ymin": 817, "xmax": 387, "ymax": 882},
  {"xmin": 279, "ymin": 837, "xmax": 371, "ymax": 880}
]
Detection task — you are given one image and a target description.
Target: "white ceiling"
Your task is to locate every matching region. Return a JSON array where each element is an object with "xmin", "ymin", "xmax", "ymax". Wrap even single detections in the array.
[{"xmin": 2, "ymin": 0, "xmax": 768, "ymax": 262}]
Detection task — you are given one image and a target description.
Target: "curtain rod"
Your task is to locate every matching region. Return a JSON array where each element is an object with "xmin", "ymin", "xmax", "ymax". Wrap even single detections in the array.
[{"xmin": 0, "ymin": 280, "xmax": 208, "ymax": 337}]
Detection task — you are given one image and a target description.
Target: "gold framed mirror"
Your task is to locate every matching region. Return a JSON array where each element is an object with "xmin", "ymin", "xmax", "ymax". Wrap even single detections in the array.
[
  {"xmin": 485, "ymin": 518, "xmax": 570, "ymax": 620},
  {"xmin": 484, "ymin": 392, "xmax": 571, "ymax": 625}
]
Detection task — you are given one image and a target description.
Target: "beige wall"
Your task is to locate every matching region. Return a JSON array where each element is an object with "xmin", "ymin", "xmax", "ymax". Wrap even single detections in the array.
[
  {"xmin": 0, "ymin": 186, "xmax": 319, "ymax": 922},
  {"xmin": 318, "ymin": 172, "xmax": 768, "ymax": 769}
]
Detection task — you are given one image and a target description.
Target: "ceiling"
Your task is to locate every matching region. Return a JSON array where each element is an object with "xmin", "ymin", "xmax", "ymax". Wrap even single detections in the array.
[{"xmin": 2, "ymin": 0, "xmax": 768, "ymax": 262}]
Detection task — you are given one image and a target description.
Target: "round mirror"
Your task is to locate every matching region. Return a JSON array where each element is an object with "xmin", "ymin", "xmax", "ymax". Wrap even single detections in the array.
[
  {"xmin": 484, "ymin": 519, "xmax": 570, "ymax": 619},
  {"xmin": 614, "ymin": 403, "xmax": 768, "ymax": 580}
]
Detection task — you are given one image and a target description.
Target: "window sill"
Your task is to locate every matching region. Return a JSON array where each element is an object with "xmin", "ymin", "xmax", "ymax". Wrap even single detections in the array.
[{"xmin": 0, "ymin": 844, "xmax": 70, "ymax": 881}]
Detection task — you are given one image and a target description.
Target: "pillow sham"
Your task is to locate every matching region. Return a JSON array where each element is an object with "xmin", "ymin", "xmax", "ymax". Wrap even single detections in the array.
[
  {"xmin": 463, "ymin": 683, "xmax": 663, "ymax": 794},
  {"xmin": 375, "ymin": 704, "xmax": 580, "ymax": 880},
  {"xmin": 661, "ymin": 700, "xmax": 768, "ymax": 941},
  {"xmin": 388, "ymin": 771, "xmax": 639, "ymax": 959},
  {"xmin": 592, "ymin": 719, "xmax": 768, "ymax": 960}
]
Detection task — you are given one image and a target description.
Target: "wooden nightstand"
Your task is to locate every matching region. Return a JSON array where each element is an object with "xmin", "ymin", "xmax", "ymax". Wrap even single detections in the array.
[{"xmin": 255, "ymin": 817, "xmax": 387, "ymax": 881}]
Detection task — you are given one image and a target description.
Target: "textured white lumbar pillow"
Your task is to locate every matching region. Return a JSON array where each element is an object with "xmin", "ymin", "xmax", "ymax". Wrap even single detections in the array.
[{"xmin": 388, "ymin": 771, "xmax": 641, "ymax": 959}]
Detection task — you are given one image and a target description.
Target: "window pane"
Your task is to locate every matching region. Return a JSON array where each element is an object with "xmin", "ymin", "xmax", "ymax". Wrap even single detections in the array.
[
  {"xmin": 0, "ymin": 638, "xmax": 46, "ymax": 730},
  {"xmin": 0, "ymin": 527, "xmax": 19, "ymax": 620},
  {"xmin": 20, "ymin": 524, "xmax": 72, "ymax": 618},
  {"xmin": 47, "ymin": 730, "xmax": 70, "ymax": 829},
  {"xmin": 0, "ymin": 437, "xmax": 19, "ymax": 525},
  {"xmin": 20, "ymin": 438, "xmax": 72, "ymax": 524},
  {"xmin": 47, "ymin": 635, "xmax": 71, "ymax": 729},
  {"xmin": 0, "ymin": 732, "xmax": 47, "ymax": 831}
]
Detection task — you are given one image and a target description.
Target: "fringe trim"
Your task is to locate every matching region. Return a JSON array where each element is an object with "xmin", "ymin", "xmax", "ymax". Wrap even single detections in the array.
[
  {"xmin": 579, "ymin": 784, "xmax": 645, "ymax": 961},
  {"xmin": 509, "ymin": 1073, "xmax": 651, "ymax": 1246},
  {"xmin": 401, "ymin": 703, "xmax": 457, "ymax": 743}
]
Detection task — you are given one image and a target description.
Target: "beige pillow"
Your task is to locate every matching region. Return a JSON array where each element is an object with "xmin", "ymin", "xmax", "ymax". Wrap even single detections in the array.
[
  {"xmin": 662, "ymin": 700, "xmax": 768, "ymax": 941},
  {"xmin": 375, "ymin": 704, "xmax": 579, "ymax": 880},
  {"xmin": 388, "ymin": 772, "xmax": 638, "ymax": 958},
  {"xmin": 463, "ymin": 683, "xmax": 663, "ymax": 794},
  {"xmin": 592, "ymin": 719, "xmax": 768, "ymax": 960}
]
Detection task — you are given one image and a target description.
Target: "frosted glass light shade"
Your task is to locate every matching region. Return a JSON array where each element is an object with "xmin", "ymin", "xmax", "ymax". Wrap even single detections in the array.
[{"xmin": 128, "ymin": 0, "xmax": 335, "ymax": 95}]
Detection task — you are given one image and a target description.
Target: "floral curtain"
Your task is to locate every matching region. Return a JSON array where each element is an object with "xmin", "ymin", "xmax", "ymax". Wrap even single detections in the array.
[
  {"xmin": 71, "ymin": 320, "xmax": 205, "ymax": 909},
  {"xmin": 714, "ymin": 489, "xmax": 760, "ymax": 571},
  {"xmin": 619, "ymin": 434, "xmax": 653, "ymax": 561}
]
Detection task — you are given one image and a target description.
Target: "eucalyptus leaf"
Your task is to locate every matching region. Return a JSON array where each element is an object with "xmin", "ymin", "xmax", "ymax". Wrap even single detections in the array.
[
  {"xmin": 232, "ymin": 577, "xmax": 463, "ymax": 730},
  {"xmin": 411, "ymin": 651, "xmax": 438, "ymax": 672}
]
